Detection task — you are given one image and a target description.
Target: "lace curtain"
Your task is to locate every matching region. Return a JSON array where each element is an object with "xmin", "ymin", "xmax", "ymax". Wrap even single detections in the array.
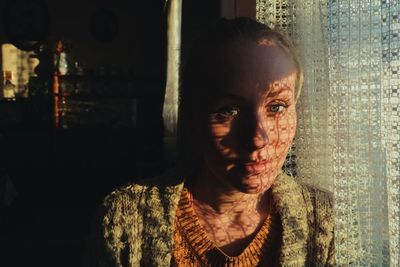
[{"xmin": 257, "ymin": 0, "xmax": 400, "ymax": 265}]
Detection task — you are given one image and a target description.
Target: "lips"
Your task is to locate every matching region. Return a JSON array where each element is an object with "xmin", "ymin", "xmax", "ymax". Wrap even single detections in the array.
[{"xmin": 242, "ymin": 159, "xmax": 270, "ymax": 173}]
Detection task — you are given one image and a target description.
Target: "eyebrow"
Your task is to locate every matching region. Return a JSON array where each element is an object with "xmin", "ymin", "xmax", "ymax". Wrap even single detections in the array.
[
  {"xmin": 213, "ymin": 86, "xmax": 293, "ymax": 101},
  {"xmin": 264, "ymin": 87, "xmax": 292, "ymax": 98}
]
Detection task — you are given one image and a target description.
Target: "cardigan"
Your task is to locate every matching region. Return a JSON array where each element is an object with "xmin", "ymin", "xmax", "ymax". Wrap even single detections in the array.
[{"xmin": 85, "ymin": 172, "xmax": 335, "ymax": 266}]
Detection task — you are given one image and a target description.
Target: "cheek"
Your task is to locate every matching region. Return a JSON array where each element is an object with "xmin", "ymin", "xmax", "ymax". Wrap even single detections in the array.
[
  {"xmin": 207, "ymin": 120, "xmax": 234, "ymax": 157},
  {"xmin": 278, "ymin": 111, "xmax": 297, "ymax": 142},
  {"xmin": 268, "ymin": 110, "xmax": 297, "ymax": 156}
]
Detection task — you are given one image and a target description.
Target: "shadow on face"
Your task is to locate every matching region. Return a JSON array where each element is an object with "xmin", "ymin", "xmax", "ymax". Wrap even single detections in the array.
[{"xmin": 196, "ymin": 39, "xmax": 298, "ymax": 194}]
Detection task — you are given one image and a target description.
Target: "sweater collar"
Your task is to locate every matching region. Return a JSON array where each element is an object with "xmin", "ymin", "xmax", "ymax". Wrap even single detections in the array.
[{"xmin": 174, "ymin": 172, "xmax": 309, "ymax": 265}]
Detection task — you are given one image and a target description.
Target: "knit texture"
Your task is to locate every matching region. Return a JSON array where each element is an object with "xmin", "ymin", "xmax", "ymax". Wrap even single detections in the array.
[
  {"xmin": 84, "ymin": 172, "xmax": 335, "ymax": 267},
  {"xmin": 172, "ymin": 187, "xmax": 282, "ymax": 266}
]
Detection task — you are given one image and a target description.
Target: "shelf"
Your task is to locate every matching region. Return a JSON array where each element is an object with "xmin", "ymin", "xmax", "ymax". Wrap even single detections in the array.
[
  {"xmin": 53, "ymin": 90, "xmax": 160, "ymax": 99},
  {"xmin": 55, "ymin": 76, "xmax": 163, "ymax": 99},
  {"xmin": 57, "ymin": 74, "xmax": 162, "ymax": 84}
]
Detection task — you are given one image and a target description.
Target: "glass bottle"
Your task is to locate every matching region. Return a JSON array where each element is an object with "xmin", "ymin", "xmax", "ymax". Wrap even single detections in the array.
[
  {"xmin": 55, "ymin": 41, "xmax": 68, "ymax": 76},
  {"xmin": 2, "ymin": 71, "xmax": 16, "ymax": 100}
]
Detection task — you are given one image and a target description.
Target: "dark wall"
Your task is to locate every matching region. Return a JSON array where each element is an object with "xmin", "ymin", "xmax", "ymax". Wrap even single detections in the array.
[
  {"xmin": 0, "ymin": 0, "xmax": 168, "ymax": 194},
  {"xmin": 0, "ymin": 1, "xmax": 167, "ymax": 267},
  {"xmin": 0, "ymin": 1, "xmax": 223, "ymax": 267},
  {"xmin": 0, "ymin": 0, "xmax": 166, "ymax": 78},
  {"xmin": 181, "ymin": 1, "xmax": 221, "ymax": 59}
]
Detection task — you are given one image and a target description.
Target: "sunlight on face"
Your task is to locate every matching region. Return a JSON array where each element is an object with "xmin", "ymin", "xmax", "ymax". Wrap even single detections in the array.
[{"xmin": 202, "ymin": 40, "xmax": 297, "ymax": 194}]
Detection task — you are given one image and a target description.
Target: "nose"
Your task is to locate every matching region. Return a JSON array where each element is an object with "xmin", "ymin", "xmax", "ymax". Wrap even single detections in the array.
[{"xmin": 241, "ymin": 110, "xmax": 268, "ymax": 151}]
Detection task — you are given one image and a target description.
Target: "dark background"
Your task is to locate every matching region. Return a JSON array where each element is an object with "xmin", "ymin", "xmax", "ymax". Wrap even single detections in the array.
[{"xmin": 0, "ymin": 1, "xmax": 252, "ymax": 266}]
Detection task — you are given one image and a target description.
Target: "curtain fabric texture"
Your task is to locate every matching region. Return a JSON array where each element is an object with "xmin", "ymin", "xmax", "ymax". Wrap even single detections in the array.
[
  {"xmin": 163, "ymin": 0, "xmax": 182, "ymax": 167},
  {"xmin": 256, "ymin": 0, "xmax": 399, "ymax": 265},
  {"xmin": 163, "ymin": 0, "xmax": 182, "ymax": 136}
]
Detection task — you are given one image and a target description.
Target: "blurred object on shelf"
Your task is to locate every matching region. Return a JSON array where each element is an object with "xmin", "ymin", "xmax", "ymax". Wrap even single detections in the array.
[
  {"xmin": 28, "ymin": 45, "xmax": 54, "ymax": 128},
  {"xmin": 1, "ymin": 44, "xmax": 40, "ymax": 98},
  {"xmin": 54, "ymin": 41, "xmax": 68, "ymax": 76},
  {"xmin": 15, "ymin": 84, "xmax": 28, "ymax": 98},
  {"xmin": 52, "ymin": 74, "xmax": 156, "ymax": 129},
  {"xmin": 2, "ymin": 71, "xmax": 16, "ymax": 100},
  {"xmin": 31, "ymin": 45, "xmax": 53, "ymax": 80},
  {"xmin": 73, "ymin": 61, "xmax": 85, "ymax": 76},
  {"xmin": 0, "ymin": 39, "xmax": 162, "ymax": 130},
  {"xmin": 2, "ymin": 70, "xmax": 29, "ymax": 99},
  {"xmin": 58, "ymin": 98, "xmax": 137, "ymax": 129}
]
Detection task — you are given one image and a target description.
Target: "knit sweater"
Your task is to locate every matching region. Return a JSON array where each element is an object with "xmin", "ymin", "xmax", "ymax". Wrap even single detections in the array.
[
  {"xmin": 85, "ymin": 172, "xmax": 335, "ymax": 267},
  {"xmin": 172, "ymin": 187, "xmax": 282, "ymax": 266}
]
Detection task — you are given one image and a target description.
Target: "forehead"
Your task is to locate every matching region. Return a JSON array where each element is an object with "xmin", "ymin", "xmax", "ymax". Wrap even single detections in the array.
[{"xmin": 210, "ymin": 40, "xmax": 297, "ymax": 97}]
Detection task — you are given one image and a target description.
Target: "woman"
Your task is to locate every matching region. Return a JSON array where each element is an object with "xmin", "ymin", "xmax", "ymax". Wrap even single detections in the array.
[{"xmin": 86, "ymin": 18, "xmax": 334, "ymax": 266}]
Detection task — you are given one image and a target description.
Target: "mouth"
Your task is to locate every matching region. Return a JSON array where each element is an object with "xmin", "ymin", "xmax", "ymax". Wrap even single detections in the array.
[{"xmin": 241, "ymin": 159, "xmax": 271, "ymax": 173}]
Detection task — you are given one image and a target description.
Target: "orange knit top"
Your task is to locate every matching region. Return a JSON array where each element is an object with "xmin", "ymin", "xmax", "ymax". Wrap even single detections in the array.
[{"xmin": 172, "ymin": 188, "xmax": 282, "ymax": 267}]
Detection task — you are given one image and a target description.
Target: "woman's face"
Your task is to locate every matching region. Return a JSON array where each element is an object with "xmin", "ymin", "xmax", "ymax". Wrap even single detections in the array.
[{"xmin": 200, "ymin": 39, "xmax": 297, "ymax": 194}]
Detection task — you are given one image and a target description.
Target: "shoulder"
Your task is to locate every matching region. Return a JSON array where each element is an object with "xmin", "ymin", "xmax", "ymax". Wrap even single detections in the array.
[
  {"xmin": 101, "ymin": 178, "xmax": 157, "ymax": 212},
  {"xmin": 102, "ymin": 170, "xmax": 184, "ymax": 210},
  {"xmin": 297, "ymin": 181, "xmax": 334, "ymax": 232},
  {"xmin": 272, "ymin": 173, "xmax": 333, "ymax": 214},
  {"xmin": 85, "ymin": 172, "xmax": 184, "ymax": 266},
  {"xmin": 272, "ymin": 173, "xmax": 333, "ymax": 228},
  {"xmin": 98, "ymin": 176, "xmax": 183, "ymax": 244},
  {"xmin": 298, "ymin": 181, "xmax": 334, "ymax": 217},
  {"xmin": 98, "ymin": 171, "xmax": 185, "ymax": 237},
  {"xmin": 271, "ymin": 174, "xmax": 334, "ymax": 265},
  {"xmin": 298, "ymin": 181, "xmax": 335, "ymax": 265}
]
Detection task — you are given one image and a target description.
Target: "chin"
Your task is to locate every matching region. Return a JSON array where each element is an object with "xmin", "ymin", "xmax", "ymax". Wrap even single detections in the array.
[{"xmin": 232, "ymin": 174, "xmax": 273, "ymax": 194}]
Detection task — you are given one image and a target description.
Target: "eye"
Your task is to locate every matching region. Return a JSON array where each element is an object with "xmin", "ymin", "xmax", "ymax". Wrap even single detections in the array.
[
  {"xmin": 215, "ymin": 106, "xmax": 240, "ymax": 119},
  {"xmin": 268, "ymin": 103, "xmax": 287, "ymax": 113}
]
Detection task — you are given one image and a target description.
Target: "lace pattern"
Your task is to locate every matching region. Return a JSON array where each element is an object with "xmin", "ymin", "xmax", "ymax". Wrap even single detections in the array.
[{"xmin": 257, "ymin": 0, "xmax": 400, "ymax": 265}]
